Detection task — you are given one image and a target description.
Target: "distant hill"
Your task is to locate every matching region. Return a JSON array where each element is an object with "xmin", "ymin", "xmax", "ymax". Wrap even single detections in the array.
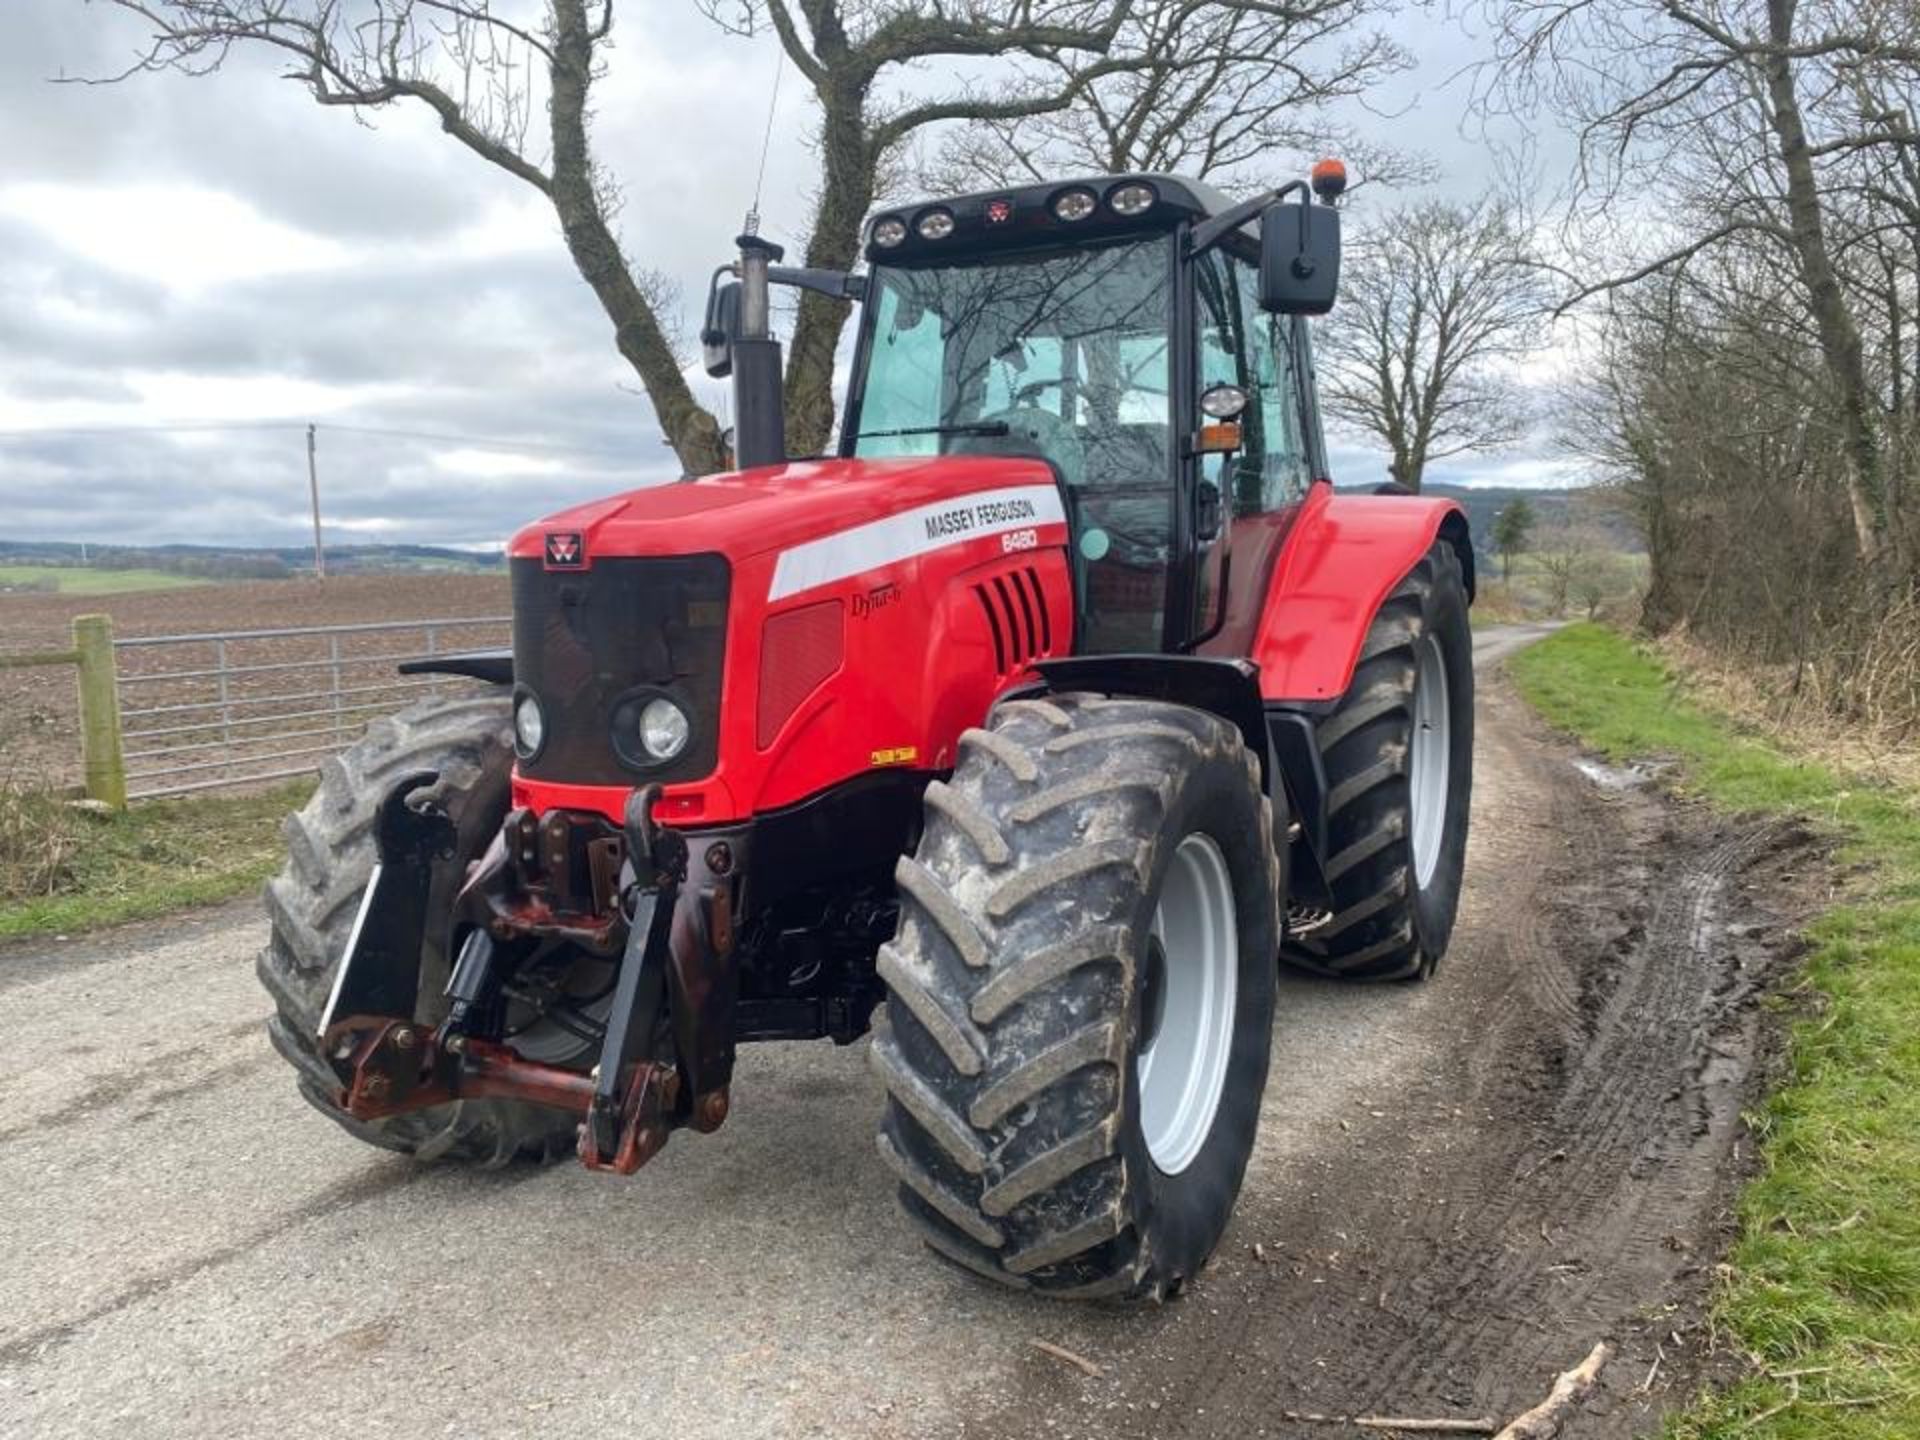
[
  {"xmin": 8, "ymin": 485, "xmax": 1643, "ymax": 583},
  {"xmin": 0, "ymin": 539, "xmax": 503, "ymax": 582},
  {"xmin": 1339, "ymin": 485, "xmax": 1643, "ymax": 557}
]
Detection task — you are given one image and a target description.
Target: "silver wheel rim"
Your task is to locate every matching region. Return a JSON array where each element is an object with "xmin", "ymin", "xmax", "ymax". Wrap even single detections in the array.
[
  {"xmin": 1138, "ymin": 833, "xmax": 1238, "ymax": 1176},
  {"xmin": 1409, "ymin": 633, "xmax": 1450, "ymax": 890}
]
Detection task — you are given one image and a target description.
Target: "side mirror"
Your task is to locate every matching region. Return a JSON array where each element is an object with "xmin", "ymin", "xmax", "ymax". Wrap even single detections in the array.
[
  {"xmin": 701, "ymin": 279, "xmax": 741, "ymax": 378},
  {"xmin": 1259, "ymin": 201, "xmax": 1340, "ymax": 316}
]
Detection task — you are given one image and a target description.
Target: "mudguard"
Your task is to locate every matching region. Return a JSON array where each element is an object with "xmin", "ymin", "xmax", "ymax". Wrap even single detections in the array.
[
  {"xmin": 1029, "ymin": 654, "xmax": 1271, "ymax": 790},
  {"xmin": 1248, "ymin": 483, "xmax": 1473, "ymax": 704}
]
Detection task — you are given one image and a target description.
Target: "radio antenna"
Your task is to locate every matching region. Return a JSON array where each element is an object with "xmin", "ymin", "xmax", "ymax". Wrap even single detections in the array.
[{"xmin": 743, "ymin": 45, "xmax": 785, "ymax": 236}]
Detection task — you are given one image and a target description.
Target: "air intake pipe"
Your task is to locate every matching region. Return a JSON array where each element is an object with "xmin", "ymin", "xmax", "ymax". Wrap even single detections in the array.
[{"xmin": 731, "ymin": 233, "xmax": 787, "ymax": 470}]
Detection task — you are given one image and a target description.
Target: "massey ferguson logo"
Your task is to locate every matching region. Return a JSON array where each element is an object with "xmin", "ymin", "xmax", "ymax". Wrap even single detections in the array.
[{"xmin": 544, "ymin": 531, "xmax": 586, "ymax": 569}]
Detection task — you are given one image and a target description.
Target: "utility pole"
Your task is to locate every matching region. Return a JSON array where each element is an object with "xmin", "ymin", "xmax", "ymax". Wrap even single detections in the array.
[{"xmin": 306, "ymin": 422, "xmax": 327, "ymax": 580}]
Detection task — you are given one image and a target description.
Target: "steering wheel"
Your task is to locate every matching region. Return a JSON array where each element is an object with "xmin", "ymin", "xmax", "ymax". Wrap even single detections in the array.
[
  {"xmin": 949, "ymin": 406, "xmax": 1086, "ymax": 490},
  {"xmin": 1013, "ymin": 376, "xmax": 1069, "ymax": 407}
]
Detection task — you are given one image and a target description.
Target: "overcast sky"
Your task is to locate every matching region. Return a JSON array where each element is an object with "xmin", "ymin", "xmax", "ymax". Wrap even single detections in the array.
[{"xmin": 0, "ymin": 1, "xmax": 1582, "ymax": 551}]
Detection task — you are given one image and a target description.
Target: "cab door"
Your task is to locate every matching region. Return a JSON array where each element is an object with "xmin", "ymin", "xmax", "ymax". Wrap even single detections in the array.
[{"xmin": 1183, "ymin": 247, "xmax": 1266, "ymax": 644}]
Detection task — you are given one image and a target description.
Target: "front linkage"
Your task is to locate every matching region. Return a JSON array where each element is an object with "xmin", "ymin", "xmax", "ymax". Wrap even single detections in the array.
[{"xmin": 317, "ymin": 776, "xmax": 739, "ymax": 1174}]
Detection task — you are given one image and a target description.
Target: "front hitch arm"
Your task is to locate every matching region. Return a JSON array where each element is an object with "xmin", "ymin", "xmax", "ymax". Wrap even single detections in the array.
[
  {"xmin": 317, "ymin": 772, "xmax": 455, "ymax": 1045},
  {"xmin": 579, "ymin": 785, "xmax": 685, "ymax": 1172},
  {"xmin": 319, "ymin": 778, "xmax": 742, "ymax": 1178}
]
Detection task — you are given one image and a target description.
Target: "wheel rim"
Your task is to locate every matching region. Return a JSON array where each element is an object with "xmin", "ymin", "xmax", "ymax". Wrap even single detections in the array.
[
  {"xmin": 1409, "ymin": 632, "xmax": 1451, "ymax": 890},
  {"xmin": 1139, "ymin": 833, "xmax": 1238, "ymax": 1176}
]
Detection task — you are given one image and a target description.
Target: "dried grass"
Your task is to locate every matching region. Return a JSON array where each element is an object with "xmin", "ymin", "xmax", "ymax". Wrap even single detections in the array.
[
  {"xmin": 0, "ymin": 779, "xmax": 80, "ymax": 902},
  {"xmin": 1653, "ymin": 607, "xmax": 1920, "ymax": 789}
]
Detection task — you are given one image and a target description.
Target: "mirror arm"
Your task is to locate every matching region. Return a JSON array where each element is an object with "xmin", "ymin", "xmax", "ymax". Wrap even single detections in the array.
[
  {"xmin": 767, "ymin": 266, "xmax": 867, "ymax": 302},
  {"xmin": 1189, "ymin": 179, "xmax": 1308, "ymax": 256},
  {"xmin": 703, "ymin": 266, "xmax": 864, "ymax": 351}
]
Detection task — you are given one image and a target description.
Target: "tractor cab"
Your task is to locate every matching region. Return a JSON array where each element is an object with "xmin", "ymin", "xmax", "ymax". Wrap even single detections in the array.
[{"xmin": 707, "ymin": 170, "xmax": 1345, "ymax": 655}]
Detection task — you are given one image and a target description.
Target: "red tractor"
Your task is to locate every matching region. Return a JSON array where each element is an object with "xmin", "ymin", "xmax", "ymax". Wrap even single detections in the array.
[{"xmin": 263, "ymin": 165, "xmax": 1475, "ymax": 1302}]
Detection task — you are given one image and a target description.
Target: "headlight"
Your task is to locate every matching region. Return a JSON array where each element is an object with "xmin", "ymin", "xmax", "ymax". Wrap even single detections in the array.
[
  {"xmin": 1200, "ymin": 383, "xmax": 1250, "ymax": 419},
  {"xmin": 513, "ymin": 692, "xmax": 545, "ymax": 758},
  {"xmin": 915, "ymin": 208, "xmax": 955, "ymax": 240},
  {"xmin": 638, "ymin": 697, "xmax": 690, "ymax": 762},
  {"xmin": 871, "ymin": 216, "xmax": 908, "ymax": 248},
  {"xmin": 1052, "ymin": 188, "xmax": 1097, "ymax": 222},
  {"xmin": 1109, "ymin": 182, "xmax": 1157, "ymax": 216}
]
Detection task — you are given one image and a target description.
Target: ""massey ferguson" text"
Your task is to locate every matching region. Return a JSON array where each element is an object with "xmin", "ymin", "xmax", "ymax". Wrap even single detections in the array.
[{"xmin": 923, "ymin": 495, "xmax": 1039, "ymax": 541}]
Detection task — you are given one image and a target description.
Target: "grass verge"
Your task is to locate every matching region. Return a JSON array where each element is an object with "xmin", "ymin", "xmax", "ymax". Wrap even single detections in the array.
[
  {"xmin": 1510, "ymin": 624, "xmax": 1920, "ymax": 1438},
  {"xmin": 0, "ymin": 781, "xmax": 309, "ymax": 942}
]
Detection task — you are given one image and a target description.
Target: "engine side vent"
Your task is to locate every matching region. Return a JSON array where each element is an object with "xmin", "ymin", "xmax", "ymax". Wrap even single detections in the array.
[
  {"xmin": 971, "ymin": 566, "xmax": 1053, "ymax": 674},
  {"xmin": 758, "ymin": 598, "xmax": 844, "ymax": 748}
]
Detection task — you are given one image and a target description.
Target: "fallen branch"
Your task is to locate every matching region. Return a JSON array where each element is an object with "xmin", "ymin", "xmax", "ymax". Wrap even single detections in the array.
[
  {"xmin": 1279, "ymin": 1412, "xmax": 1497, "ymax": 1433},
  {"xmin": 1028, "ymin": 1338, "xmax": 1102, "ymax": 1378},
  {"xmin": 1493, "ymin": 1342, "xmax": 1613, "ymax": 1440}
]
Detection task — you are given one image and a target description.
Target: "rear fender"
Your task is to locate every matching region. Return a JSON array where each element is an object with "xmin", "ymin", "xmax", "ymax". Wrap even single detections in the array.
[{"xmin": 1250, "ymin": 483, "xmax": 1473, "ymax": 705}]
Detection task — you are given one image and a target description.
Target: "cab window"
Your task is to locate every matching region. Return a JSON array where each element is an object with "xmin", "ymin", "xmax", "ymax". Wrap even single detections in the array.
[
  {"xmin": 1195, "ymin": 249, "xmax": 1314, "ymax": 514},
  {"xmin": 1234, "ymin": 258, "xmax": 1312, "ymax": 509}
]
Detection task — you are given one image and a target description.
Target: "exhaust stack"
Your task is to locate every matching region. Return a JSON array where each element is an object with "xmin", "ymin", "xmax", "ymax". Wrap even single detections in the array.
[{"xmin": 731, "ymin": 234, "xmax": 787, "ymax": 470}]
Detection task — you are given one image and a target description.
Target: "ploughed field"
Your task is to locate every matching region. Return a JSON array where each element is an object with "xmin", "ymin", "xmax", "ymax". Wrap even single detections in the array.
[{"xmin": 0, "ymin": 574, "xmax": 507, "ymax": 790}]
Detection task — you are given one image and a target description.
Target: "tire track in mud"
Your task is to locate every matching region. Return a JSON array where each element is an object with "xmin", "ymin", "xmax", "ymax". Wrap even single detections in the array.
[{"xmin": 970, "ymin": 674, "xmax": 1821, "ymax": 1440}]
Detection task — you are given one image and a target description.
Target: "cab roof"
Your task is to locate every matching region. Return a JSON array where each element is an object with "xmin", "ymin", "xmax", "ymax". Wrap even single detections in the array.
[{"xmin": 862, "ymin": 173, "xmax": 1239, "ymax": 264}]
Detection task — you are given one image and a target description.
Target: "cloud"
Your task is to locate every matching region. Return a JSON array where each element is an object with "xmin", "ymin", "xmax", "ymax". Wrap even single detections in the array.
[{"xmin": 0, "ymin": 0, "xmax": 1578, "ymax": 553}]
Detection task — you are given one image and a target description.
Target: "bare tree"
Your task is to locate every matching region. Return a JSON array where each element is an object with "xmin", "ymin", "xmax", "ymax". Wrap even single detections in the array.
[
  {"xmin": 1318, "ymin": 196, "xmax": 1552, "ymax": 492},
  {"xmin": 692, "ymin": 0, "xmax": 1156, "ymax": 453},
  {"xmin": 919, "ymin": 0, "xmax": 1422, "ymax": 195},
  {"xmin": 96, "ymin": 0, "xmax": 1149, "ymax": 463},
  {"xmin": 1568, "ymin": 545, "xmax": 1637, "ymax": 619},
  {"xmin": 1477, "ymin": 0, "xmax": 1920, "ymax": 568},
  {"xmin": 96, "ymin": 2, "xmax": 1422, "ymax": 466},
  {"xmin": 92, "ymin": 0, "xmax": 733, "ymax": 475},
  {"xmin": 1529, "ymin": 519, "xmax": 1596, "ymax": 616}
]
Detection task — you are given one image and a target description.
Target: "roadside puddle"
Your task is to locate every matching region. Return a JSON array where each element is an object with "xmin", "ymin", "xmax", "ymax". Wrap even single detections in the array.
[{"xmin": 1572, "ymin": 756, "xmax": 1671, "ymax": 790}]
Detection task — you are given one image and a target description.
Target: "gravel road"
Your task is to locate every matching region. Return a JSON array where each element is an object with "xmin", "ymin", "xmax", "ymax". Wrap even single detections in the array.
[{"xmin": 0, "ymin": 623, "xmax": 1813, "ymax": 1440}]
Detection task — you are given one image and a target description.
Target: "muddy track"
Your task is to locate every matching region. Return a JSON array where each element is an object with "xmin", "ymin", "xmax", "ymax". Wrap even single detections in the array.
[
  {"xmin": 970, "ymin": 677, "xmax": 1820, "ymax": 1439},
  {"xmin": 0, "ymin": 630, "xmax": 1819, "ymax": 1439}
]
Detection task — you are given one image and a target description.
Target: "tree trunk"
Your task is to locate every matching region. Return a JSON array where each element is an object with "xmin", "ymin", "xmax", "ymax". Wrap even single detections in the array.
[
  {"xmin": 550, "ymin": 0, "xmax": 725, "ymax": 476},
  {"xmin": 783, "ymin": 88, "xmax": 874, "ymax": 458},
  {"xmin": 1761, "ymin": 0, "xmax": 1885, "ymax": 566}
]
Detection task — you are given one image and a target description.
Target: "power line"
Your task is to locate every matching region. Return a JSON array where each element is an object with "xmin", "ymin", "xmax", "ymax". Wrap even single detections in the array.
[
  {"xmin": 0, "ymin": 417, "xmax": 641, "ymax": 457},
  {"xmin": 315, "ymin": 422, "xmax": 638, "ymax": 457},
  {"xmin": 0, "ymin": 419, "xmax": 304, "ymax": 439}
]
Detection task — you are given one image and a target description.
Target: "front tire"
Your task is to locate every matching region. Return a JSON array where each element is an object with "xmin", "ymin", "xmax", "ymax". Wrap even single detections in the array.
[
  {"xmin": 256, "ymin": 693, "xmax": 583, "ymax": 1165},
  {"xmin": 874, "ymin": 695, "xmax": 1280, "ymax": 1300},
  {"xmin": 1287, "ymin": 539, "xmax": 1474, "ymax": 980}
]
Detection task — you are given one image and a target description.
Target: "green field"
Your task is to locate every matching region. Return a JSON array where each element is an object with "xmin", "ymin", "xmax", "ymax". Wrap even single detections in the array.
[
  {"xmin": 0, "ymin": 564, "xmax": 210, "ymax": 596},
  {"xmin": 1512, "ymin": 625, "xmax": 1920, "ymax": 1440}
]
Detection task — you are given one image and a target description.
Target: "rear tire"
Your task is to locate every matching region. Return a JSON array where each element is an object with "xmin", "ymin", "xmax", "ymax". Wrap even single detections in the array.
[
  {"xmin": 257, "ymin": 692, "xmax": 582, "ymax": 1166},
  {"xmin": 874, "ymin": 694, "xmax": 1280, "ymax": 1300},
  {"xmin": 1286, "ymin": 539, "xmax": 1474, "ymax": 981}
]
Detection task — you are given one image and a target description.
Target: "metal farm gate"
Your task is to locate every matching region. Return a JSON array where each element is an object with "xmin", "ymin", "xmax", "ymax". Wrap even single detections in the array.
[{"xmin": 112, "ymin": 616, "xmax": 509, "ymax": 801}]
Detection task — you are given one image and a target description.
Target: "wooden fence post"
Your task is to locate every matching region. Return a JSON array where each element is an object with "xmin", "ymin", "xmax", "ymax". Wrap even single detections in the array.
[{"xmin": 72, "ymin": 614, "xmax": 125, "ymax": 809}]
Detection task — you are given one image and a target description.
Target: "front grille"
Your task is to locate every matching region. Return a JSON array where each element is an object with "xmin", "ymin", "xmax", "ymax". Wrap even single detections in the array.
[
  {"xmin": 972, "ymin": 565, "xmax": 1053, "ymax": 674},
  {"xmin": 512, "ymin": 554, "xmax": 730, "ymax": 786}
]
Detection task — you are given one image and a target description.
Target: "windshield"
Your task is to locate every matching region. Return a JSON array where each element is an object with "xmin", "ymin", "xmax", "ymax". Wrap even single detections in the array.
[{"xmin": 850, "ymin": 237, "xmax": 1174, "ymax": 649}]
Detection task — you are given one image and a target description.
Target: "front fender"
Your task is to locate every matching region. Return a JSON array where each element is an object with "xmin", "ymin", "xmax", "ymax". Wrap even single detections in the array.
[
  {"xmin": 1029, "ymin": 654, "xmax": 1271, "ymax": 792},
  {"xmin": 1249, "ymin": 483, "xmax": 1472, "ymax": 704}
]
